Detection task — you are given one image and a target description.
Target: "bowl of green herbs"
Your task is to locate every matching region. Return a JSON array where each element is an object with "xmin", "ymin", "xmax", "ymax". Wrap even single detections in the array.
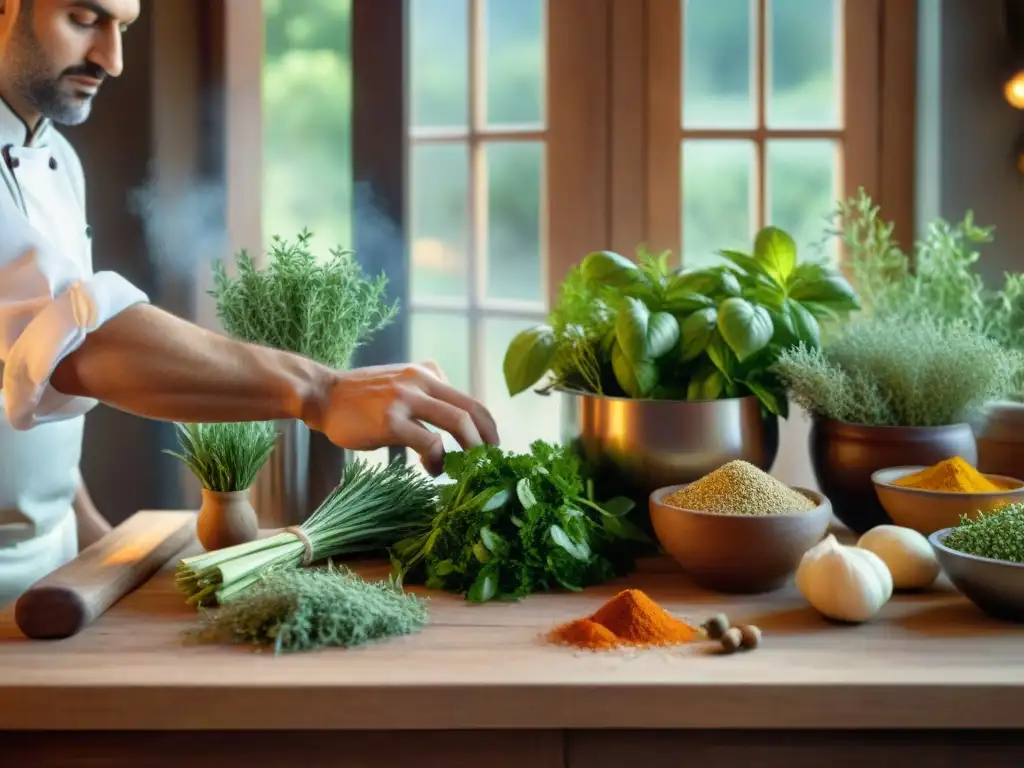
[{"xmin": 929, "ymin": 504, "xmax": 1024, "ymax": 622}]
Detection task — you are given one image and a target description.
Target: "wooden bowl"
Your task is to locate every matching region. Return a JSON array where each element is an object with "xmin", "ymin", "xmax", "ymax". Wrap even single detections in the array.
[
  {"xmin": 929, "ymin": 527, "xmax": 1024, "ymax": 623},
  {"xmin": 871, "ymin": 467, "xmax": 1024, "ymax": 536},
  {"xmin": 648, "ymin": 484, "xmax": 832, "ymax": 594}
]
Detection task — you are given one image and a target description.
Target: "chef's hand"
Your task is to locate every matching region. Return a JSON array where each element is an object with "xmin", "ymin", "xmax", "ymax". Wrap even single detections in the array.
[{"xmin": 309, "ymin": 361, "xmax": 501, "ymax": 476}]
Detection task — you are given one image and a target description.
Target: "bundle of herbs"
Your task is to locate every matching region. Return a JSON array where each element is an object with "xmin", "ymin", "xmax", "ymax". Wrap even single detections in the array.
[
  {"xmin": 189, "ymin": 564, "xmax": 429, "ymax": 655},
  {"xmin": 773, "ymin": 315, "xmax": 1024, "ymax": 427},
  {"xmin": 210, "ymin": 229, "xmax": 398, "ymax": 369},
  {"xmin": 389, "ymin": 440, "xmax": 649, "ymax": 603},
  {"xmin": 502, "ymin": 226, "xmax": 860, "ymax": 416},
  {"xmin": 834, "ymin": 189, "xmax": 1024, "ymax": 395},
  {"xmin": 165, "ymin": 421, "xmax": 278, "ymax": 492},
  {"xmin": 177, "ymin": 458, "xmax": 437, "ymax": 606}
]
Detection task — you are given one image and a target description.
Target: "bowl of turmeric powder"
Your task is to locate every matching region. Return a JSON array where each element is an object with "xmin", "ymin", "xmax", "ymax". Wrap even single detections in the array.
[{"xmin": 872, "ymin": 456, "xmax": 1024, "ymax": 536}]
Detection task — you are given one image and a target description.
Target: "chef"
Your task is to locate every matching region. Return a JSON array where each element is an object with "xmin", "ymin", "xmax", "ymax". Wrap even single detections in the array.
[{"xmin": 0, "ymin": 0, "xmax": 499, "ymax": 606}]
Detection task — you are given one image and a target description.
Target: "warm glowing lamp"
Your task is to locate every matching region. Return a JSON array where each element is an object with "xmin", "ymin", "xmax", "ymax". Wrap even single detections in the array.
[{"xmin": 1005, "ymin": 69, "xmax": 1024, "ymax": 108}]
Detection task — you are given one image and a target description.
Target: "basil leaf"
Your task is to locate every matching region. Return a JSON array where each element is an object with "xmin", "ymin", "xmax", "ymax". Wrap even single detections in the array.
[
  {"xmin": 615, "ymin": 296, "xmax": 650, "ymax": 362},
  {"xmin": 611, "ymin": 342, "xmax": 658, "ymax": 398},
  {"xmin": 717, "ymin": 249, "xmax": 765, "ymax": 276},
  {"xmin": 432, "ymin": 559, "xmax": 456, "ymax": 576},
  {"xmin": 687, "ymin": 367, "xmax": 724, "ymax": 401},
  {"xmin": 766, "ymin": 303, "xmax": 796, "ymax": 346},
  {"xmin": 663, "ymin": 275, "xmax": 717, "ymax": 312},
  {"xmin": 472, "ymin": 541, "xmax": 491, "ymax": 563},
  {"xmin": 680, "ymin": 307, "xmax": 717, "ymax": 362},
  {"xmin": 786, "ymin": 298, "xmax": 821, "ymax": 349},
  {"xmin": 706, "ymin": 332, "xmax": 736, "ymax": 380},
  {"xmin": 787, "ymin": 263, "xmax": 860, "ymax": 310},
  {"xmin": 741, "ymin": 379, "xmax": 787, "ymax": 418},
  {"xmin": 467, "ymin": 564, "xmax": 498, "ymax": 602},
  {"xmin": 503, "ymin": 325, "xmax": 556, "ymax": 396},
  {"xmin": 647, "ymin": 311, "xmax": 680, "ymax": 358},
  {"xmin": 479, "ymin": 525, "xmax": 500, "ymax": 552},
  {"xmin": 670, "ymin": 268, "xmax": 742, "ymax": 298},
  {"xmin": 516, "ymin": 478, "xmax": 538, "ymax": 510},
  {"xmin": 753, "ymin": 226, "xmax": 798, "ymax": 286},
  {"xmin": 549, "ymin": 524, "xmax": 591, "ymax": 561},
  {"xmin": 717, "ymin": 297, "xmax": 774, "ymax": 362},
  {"xmin": 800, "ymin": 300, "xmax": 843, "ymax": 323},
  {"xmin": 581, "ymin": 250, "xmax": 641, "ymax": 288}
]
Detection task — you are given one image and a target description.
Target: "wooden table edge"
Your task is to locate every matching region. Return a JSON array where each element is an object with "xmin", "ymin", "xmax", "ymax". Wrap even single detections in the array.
[{"xmin": 1, "ymin": 682, "xmax": 1022, "ymax": 731}]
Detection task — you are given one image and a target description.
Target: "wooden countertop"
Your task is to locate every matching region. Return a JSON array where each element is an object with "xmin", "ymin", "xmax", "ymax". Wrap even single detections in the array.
[{"xmin": 1, "ymin": 522, "xmax": 1023, "ymax": 732}]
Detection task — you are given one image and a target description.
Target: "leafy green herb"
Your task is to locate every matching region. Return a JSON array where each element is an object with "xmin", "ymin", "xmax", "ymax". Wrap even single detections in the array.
[
  {"xmin": 165, "ymin": 421, "xmax": 278, "ymax": 492},
  {"xmin": 189, "ymin": 564, "xmax": 429, "ymax": 654},
  {"xmin": 943, "ymin": 503, "xmax": 1024, "ymax": 563},
  {"xmin": 389, "ymin": 441, "xmax": 649, "ymax": 603},
  {"xmin": 210, "ymin": 229, "xmax": 398, "ymax": 370},
  {"xmin": 502, "ymin": 228, "xmax": 859, "ymax": 414},
  {"xmin": 832, "ymin": 189, "xmax": 1024, "ymax": 396},
  {"xmin": 773, "ymin": 315, "xmax": 1024, "ymax": 427}
]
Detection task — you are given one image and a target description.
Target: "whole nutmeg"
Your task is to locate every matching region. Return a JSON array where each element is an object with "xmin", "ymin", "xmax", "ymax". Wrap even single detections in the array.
[
  {"xmin": 720, "ymin": 627, "xmax": 742, "ymax": 654},
  {"xmin": 703, "ymin": 613, "xmax": 730, "ymax": 640},
  {"xmin": 738, "ymin": 624, "xmax": 762, "ymax": 650}
]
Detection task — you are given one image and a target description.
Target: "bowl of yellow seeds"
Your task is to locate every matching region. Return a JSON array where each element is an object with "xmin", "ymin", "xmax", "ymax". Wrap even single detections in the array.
[{"xmin": 649, "ymin": 460, "xmax": 833, "ymax": 594}]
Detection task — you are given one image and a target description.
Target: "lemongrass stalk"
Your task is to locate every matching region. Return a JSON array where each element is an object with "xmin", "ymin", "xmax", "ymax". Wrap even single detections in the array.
[{"xmin": 177, "ymin": 458, "xmax": 437, "ymax": 607}]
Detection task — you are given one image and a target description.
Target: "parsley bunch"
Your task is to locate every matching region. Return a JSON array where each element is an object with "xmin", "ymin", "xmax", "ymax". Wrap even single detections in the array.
[{"xmin": 389, "ymin": 441, "xmax": 649, "ymax": 603}]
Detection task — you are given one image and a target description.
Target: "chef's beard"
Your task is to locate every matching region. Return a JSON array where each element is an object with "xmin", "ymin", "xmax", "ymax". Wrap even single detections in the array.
[{"xmin": 5, "ymin": 10, "xmax": 98, "ymax": 126}]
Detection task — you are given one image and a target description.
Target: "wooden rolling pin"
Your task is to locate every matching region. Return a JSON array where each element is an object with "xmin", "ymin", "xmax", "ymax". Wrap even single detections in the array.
[{"xmin": 14, "ymin": 511, "xmax": 195, "ymax": 640}]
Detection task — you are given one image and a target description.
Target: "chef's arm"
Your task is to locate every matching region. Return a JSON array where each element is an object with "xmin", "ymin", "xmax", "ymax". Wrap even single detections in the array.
[{"xmin": 49, "ymin": 303, "xmax": 325, "ymax": 424}]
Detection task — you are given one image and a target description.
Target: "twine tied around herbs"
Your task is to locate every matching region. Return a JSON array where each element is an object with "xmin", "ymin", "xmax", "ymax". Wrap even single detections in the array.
[{"xmin": 284, "ymin": 526, "xmax": 315, "ymax": 567}]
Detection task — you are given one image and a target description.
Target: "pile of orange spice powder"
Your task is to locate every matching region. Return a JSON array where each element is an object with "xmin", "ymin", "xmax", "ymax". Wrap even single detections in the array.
[{"xmin": 547, "ymin": 589, "xmax": 700, "ymax": 651}]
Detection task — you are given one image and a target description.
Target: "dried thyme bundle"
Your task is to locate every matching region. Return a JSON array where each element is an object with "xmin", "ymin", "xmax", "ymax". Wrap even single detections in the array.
[
  {"xmin": 189, "ymin": 565, "xmax": 429, "ymax": 654},
  {"xmin": 943, "ymin": 503, "xmax": 1024, "ymax": 563}
]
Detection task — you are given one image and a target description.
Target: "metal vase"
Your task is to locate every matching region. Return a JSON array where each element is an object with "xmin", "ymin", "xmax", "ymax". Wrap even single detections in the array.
[
  {"xmin": 250, "ymin": 419, "xmax": 311, "ymax": 529},
  {"xmin": 559, "ymin": 388, "xmax": 780, "ymax": 511}
]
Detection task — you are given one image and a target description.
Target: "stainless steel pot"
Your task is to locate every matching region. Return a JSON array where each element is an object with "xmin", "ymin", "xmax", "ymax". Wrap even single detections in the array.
[
  {"xmin": 249, "ymin": 419, "xmax": 311, "ymax": 529},
  {"xmin": 559, "ymin": 389, "xmax": 779, "ymax": 505}
]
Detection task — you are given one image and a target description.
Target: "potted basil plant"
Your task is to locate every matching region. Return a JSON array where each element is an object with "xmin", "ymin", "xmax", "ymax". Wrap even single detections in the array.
[{"xmin": 502, "ymin": 225, "xmax": 860, "ymax": 506}]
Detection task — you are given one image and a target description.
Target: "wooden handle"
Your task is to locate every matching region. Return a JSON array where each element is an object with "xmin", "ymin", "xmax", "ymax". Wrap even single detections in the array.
[{"xmin": 14, "ymin": 511, "xmax": 195, "ymax": 640}]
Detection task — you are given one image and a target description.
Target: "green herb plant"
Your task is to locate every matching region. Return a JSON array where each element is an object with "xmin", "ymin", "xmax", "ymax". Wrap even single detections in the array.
[
  {"xmin": 502, "ymin": 226, "xmax": 860, "ymax": 416},
  {"xmin": 773, "ymin": 315, "xmax": 1024, "ymax": 427},
  {"xmin": 389, "ymin": 441, "xmax": 649, "ymax": 603},
  {"xmin": 833, "ymin": 189, "xmax": 1024, "ymax": 395},
  {"xmin": 177, "ymin": 458, "xmax": 438, "ymax": 606},
  {"xmin": 190, "ymin": 564, "xmax": 429, "ymax": 655},
  {"xmin": 165, "ymin": 422, "xmax": 278, "ymax": 493},
  {"xmin": 210, "ymin": 229, "xmax": 398, "ymax": 370},
  {"xmin": 943, "ymin": 503, "xmax": 1024, "ymax": 563}
]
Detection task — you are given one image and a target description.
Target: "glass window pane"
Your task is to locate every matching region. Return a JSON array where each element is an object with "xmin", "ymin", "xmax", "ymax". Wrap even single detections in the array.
[
  {"xmin": 485, "ymin": 142, "xmax": 544, "ymax": 304},
  {"xmin": 767, "ymin": 0, "xmax": 840, "ymax": 128},
  {"xmin": 410, "ymin": 0, "xmax": 469, "ymax": 129},
  {"xmin": 406, "ymin": 311, "xmax": 471, "ymax": 471},
  {"xmin": 682, "ymin": 0, "xmax": 755, "ymax": 128},
  {"xmin": 483, "ymin": 317, "xmax": 561, "ymax": 454},
  {"xmin": 485, "ymin": 0, "xmax": 545, "ymax": 127},
  {"xmin": 681, "ymin": 140, "xmax": 756, "ymax": 268},
  {"xmin": 766, "ymin": 140, "xmax": 839, "ymax": 261},
  {"xmin": 263, "ymin": 0, "xmax": 352, "ymax": 250},
  {"xmin": 409, "ymin": 311, "xmax": 471, "ymax": 393},
  {"xmin": 410, "ymin": 144, "xmax": 470, "ymax": 300}
]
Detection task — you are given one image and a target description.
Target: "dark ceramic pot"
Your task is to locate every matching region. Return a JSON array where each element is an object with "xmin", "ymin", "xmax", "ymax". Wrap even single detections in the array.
[{"xmin": 809, "ymin": 417, "xmax": 978, "ymax": 534}]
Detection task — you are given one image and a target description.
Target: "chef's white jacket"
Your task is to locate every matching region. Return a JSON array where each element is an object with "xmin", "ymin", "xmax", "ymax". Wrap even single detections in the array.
[{"xmin": 0, "ymin": 97, "xmax": 149, "ymax": 607}]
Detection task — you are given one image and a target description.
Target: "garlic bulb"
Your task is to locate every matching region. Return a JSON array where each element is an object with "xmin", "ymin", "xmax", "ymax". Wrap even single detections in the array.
[
  {"xmin": 857, "ymin": 525, "xmax": 940, "ymax": 590},
  {"xmin": 796, "ymin": 534, "xmax": 893, "ymax": 623}
]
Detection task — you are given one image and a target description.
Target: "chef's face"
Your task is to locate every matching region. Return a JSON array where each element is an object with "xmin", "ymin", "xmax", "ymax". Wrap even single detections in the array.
[{"xmin": 0, "ymin": 0, "xmax": 139, "ymax": 126}]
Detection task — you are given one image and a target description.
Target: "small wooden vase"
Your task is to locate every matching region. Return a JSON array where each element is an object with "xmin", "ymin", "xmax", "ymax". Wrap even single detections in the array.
[{"xmin": 196, "ymin": 489, "xmax": 259, "ymax": 551}]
